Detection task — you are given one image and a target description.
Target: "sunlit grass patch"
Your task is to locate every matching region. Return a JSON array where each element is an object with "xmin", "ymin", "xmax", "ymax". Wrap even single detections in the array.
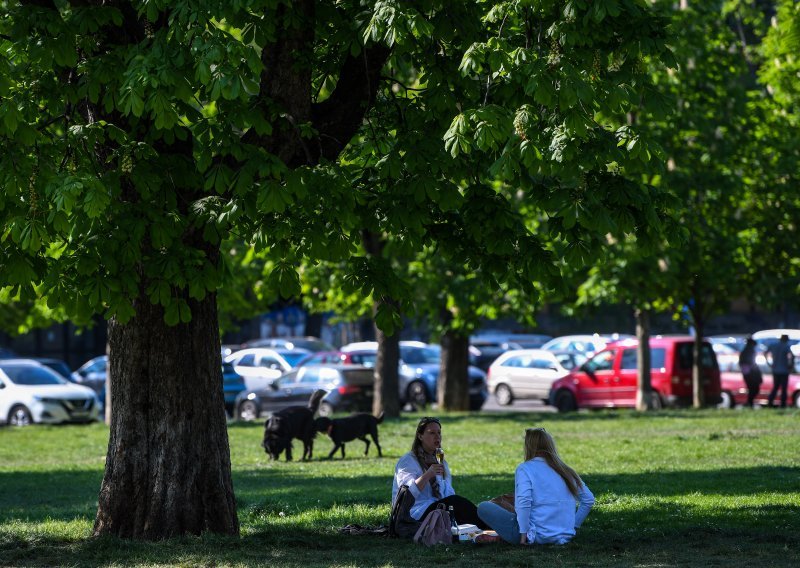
[{"xmin": 1, "ymin": 408, "xmax": 799, "ymax": 567}]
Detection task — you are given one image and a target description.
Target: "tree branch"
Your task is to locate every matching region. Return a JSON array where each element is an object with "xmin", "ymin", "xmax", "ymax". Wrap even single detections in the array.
[{"xmin": 311, "ymin": 43, "xmax": 392, "ymax": 162}]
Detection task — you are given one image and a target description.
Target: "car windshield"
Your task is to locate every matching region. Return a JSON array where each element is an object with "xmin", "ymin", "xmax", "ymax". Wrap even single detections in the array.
[
  {"xmin": 400, "ymin": 346, "xmax": 441, "ymax": 364},
  {"xmin": 2, "ymin": 364, "xmax": 66, "ymax": 385}
]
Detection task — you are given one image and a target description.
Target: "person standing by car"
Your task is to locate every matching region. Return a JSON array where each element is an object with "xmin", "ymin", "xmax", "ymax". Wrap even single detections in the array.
[
  {"xmin": 477, "ymin": 427, "xmax": 594, "ymax": 545},
  {"xmin": 767, "ymin": 334, "xmax": 794, "ymax": 408},
  {"xmin": 738, "ymin": 338, "xmax": 762, "ymax": 408}
]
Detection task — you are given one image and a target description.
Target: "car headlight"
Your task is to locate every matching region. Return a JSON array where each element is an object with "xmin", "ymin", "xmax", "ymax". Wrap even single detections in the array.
[{"xmin": 33, "ymin": 395, "xmax": 61, "ymax": 404}]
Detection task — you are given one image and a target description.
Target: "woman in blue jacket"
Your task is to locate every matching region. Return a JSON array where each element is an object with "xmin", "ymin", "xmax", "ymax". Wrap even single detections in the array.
[{"xmin": 478, "ymin": 427, "xmax": 594, "ymax": 544}]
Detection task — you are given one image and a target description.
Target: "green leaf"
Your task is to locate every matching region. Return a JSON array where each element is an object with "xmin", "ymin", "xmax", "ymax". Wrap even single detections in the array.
[{"xmin": 374, "ymin": 302, "xmax": 402, "ymax": 335}]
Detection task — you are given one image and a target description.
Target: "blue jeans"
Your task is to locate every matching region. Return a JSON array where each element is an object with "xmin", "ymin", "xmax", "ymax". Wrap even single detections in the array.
[{"xmin": 477, "ymin": 501, "xmax": 521, "ymax": 544}]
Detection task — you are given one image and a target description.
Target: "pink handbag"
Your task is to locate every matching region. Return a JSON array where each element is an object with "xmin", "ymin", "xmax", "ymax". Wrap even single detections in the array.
[{"xmin": 413, "ymin": 506, "xmax": 452, "ymax": 546}]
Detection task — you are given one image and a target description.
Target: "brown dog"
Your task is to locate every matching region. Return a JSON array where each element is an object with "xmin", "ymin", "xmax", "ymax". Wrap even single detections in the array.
[{"xmin": 313, "ymin": 412, "xmax": 384, "ymax": 459}]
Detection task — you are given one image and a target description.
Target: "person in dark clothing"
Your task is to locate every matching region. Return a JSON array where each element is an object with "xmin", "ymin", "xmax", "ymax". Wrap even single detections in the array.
[
  {"xmin": 738, "ymin": 338, "xmax": 763, "ymax": 408},
  {"xmin": 767, "ymin": 335, "xmax": 794, "ymax": 408}
]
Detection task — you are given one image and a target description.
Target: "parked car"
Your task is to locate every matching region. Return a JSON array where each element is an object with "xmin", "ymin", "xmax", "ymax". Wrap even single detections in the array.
[
  {"xmin": 711, "ymin": 343, "xmax": 740, "ymax": 372},
  {"xmin": 340, "ymin": 341, "xmax": 488, "ymax": 410},
  {"xmin": 541, "ymin": 334, "xmax": 630, "ymax": 359},
  {"xmin": 0, "ymin": 359, "xmax": 100, "ymax": 426},
  {"xmin": 242, "ymin": 336, "xmax": 334, "ymax": 353},
  {"xmin": 707, "ymin": 334, "xmax": 748, "ymax": 353},
  {"xmin": 33, "ymin": 358, "xmax": 73, "ymax": 381},
  {"xmin": 549, "ymin": 336, "xmax": 722, "ymax": 412},
  {"xmin": 224, "ymin": 347, "xmax": 310, "ymax": 391},
  {"xmin": 222, "ymin": 361, "xmax": 247, "ymax": 416},
  {"xmin": 296, "ymin": 350, "xmax": 378, "ymax": 367},
  {"xmin": 751, "ymin": 329, "xmax": 800, "ymax": 372},
  {"xmin": 469, "ymin": 334, "xmax": 553, "ymax": 371},
  {"xmin": 71, "ymin": 355, "xmax": 107, "ymax": 393},
  {"xmin": 234, "ymin": 364, "xmax": 375, "ymax": 420},
  {"xmin": 487, "ymin": 349, "xmax": 582, "ymax": 406},
  {"xmin": 719, "ymin": 371, "xmax": 800, "ymax": 408}
]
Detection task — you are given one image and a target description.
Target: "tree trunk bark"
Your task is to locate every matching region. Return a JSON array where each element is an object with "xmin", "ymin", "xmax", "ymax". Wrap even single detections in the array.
[
  {"xmin": 373, "ymin": 313, "xmax": 401, "ymax": 418},
  {"xmin": 634, "ymin": 307, "xmax": 654, "ymax": 411},
  {"xmin": 93, "ymin": 286, "xmax": 239, "ymax": 539},
  {"xmin": 438, "ymin": 327, "xmax": 470, "ymax": 411},
  {"xmin": 691, "ymin": 307, "xmax": 706, "ymax": 408}
]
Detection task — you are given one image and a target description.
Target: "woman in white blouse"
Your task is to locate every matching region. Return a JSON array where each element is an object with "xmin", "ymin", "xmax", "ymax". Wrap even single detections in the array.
[
  {"xmin": 477, "ymin": 427, "xmax": 594, "ymax": 544},
  {"xmin": 391, "ymin": 416, "xmax": 487, "ymax": 528}
]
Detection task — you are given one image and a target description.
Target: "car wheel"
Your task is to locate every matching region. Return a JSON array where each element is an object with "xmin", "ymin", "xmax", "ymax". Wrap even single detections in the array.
[
  {"xmin": 717, "ymin": 390, "xmax": 735, "ymax": 409},
  {"xmin": 8, "ymin": 405, "xmax": 33, "ymax": 426},
  {"xmin": 237, "ymin": 400, "xmax": 259, "ymax": 421},
  {"xmin": 407, "ymin": 381, "xmax": 429, "ymax": 407},
  {"xmin": 554, "ymin": 390, "xmax": 577, "ymax": 413},
  {"xmin": 318, "ymin": 402, "xmax": 334, "ymax": 418},
  {"xmin": 793, "ymin": 392, "xmax": 800, "ymax": 409},
  {"xmin": 495, "ymin": 384, "xmax": 514, "ymax": 406},
  {"xmin": 650, "ymin": 391, "xmax": 664, "ymax": 410}
]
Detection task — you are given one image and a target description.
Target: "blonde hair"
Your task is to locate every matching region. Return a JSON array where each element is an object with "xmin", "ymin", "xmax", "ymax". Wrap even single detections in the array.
[{"xmin": 524, "ymin": 427, "xmax": 581, "ymax": 497}]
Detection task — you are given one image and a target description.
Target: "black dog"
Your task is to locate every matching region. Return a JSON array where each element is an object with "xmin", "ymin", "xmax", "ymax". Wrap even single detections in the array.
[
  {"xmin": 313, "ymin": 412, "xmax": 384, "ymax": 459},
  {"xmin": 262, "ymin": 390, "xmax": 326, "ymax": 461}
]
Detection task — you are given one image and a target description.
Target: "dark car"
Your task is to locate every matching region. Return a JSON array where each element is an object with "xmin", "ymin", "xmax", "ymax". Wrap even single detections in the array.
[
  {"xmin": 340, "ymin": 341, "xmax": 488, "ymax": 411},
  {"xmin": 234, "ymin": 364, "xmax": 374, "ymax": 421},
  {"xmin": 469, "ymin": 334, "xmax": 554, "ymax": 371},
  {"xmin": 296, "ymin": 350, "xmax": 378, "ymax": 367}
]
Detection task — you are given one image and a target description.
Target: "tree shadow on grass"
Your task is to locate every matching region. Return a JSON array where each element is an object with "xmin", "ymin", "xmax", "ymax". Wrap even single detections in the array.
[
  {"xmin": 2, "ymin": 465, "xmax": 799, "ymax": 567},
  {"xmin": 5, "ymin": 465, "xmax": 797, "ymax": 523}
]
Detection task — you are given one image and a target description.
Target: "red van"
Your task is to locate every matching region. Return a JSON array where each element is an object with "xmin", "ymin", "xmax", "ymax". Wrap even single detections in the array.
[{"xmin": 549, "ymin": 336, "xmax": 722, "ymax": 412}]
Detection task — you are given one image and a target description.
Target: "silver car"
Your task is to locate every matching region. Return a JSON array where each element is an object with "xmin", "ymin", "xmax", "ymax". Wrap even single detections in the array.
[{"xmin": 487, "ymin": 349, "xmax": 583, "ymax": 406}]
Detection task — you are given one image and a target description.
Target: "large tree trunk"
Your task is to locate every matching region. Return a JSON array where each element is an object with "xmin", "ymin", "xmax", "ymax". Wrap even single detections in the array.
[
  {"xmin": 93, "ymin": 286, "xmax": 238, "ymax": 539},
  {"xmin": 634, "ymin": 307, "xmax": 654, "ymax": 411},
  {"xmin": 373, "ymin": 314, "xmax": 401, "ymax": 418},
  {"xmin": 438, "ymin": 327, "xmax": 470, "ymax": 411}
]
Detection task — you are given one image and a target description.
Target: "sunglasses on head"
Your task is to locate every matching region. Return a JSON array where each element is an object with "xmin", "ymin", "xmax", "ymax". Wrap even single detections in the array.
[{"xmin": 418, "ymin": 417, "xmax": 441, "ymax": 428}]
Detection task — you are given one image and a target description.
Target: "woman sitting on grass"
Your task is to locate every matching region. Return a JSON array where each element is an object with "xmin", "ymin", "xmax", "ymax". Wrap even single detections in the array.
[
  {"xmin": 477, "ymin": 427, "xmax": 594, "ymax": 545},
  {"xmin": 392, "ymin": 416, "xmax": 487, "ymax": 529}
]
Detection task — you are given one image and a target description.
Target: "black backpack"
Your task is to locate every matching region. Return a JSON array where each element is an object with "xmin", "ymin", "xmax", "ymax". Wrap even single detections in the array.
[{"xmin": 389, "ymin": 485, "xmax": 421, "ymax": 538}]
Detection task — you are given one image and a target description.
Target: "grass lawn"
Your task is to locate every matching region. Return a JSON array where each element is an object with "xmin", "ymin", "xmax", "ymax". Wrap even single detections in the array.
[{"xmin": 1, "ymin": 408, "xmax": 798, "ymax": 567}]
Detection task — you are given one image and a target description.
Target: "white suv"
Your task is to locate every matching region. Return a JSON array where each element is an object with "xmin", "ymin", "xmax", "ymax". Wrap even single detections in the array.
[{"xmin": 0, "ymin": 359, "xmax": 100, "ymax": 426}]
